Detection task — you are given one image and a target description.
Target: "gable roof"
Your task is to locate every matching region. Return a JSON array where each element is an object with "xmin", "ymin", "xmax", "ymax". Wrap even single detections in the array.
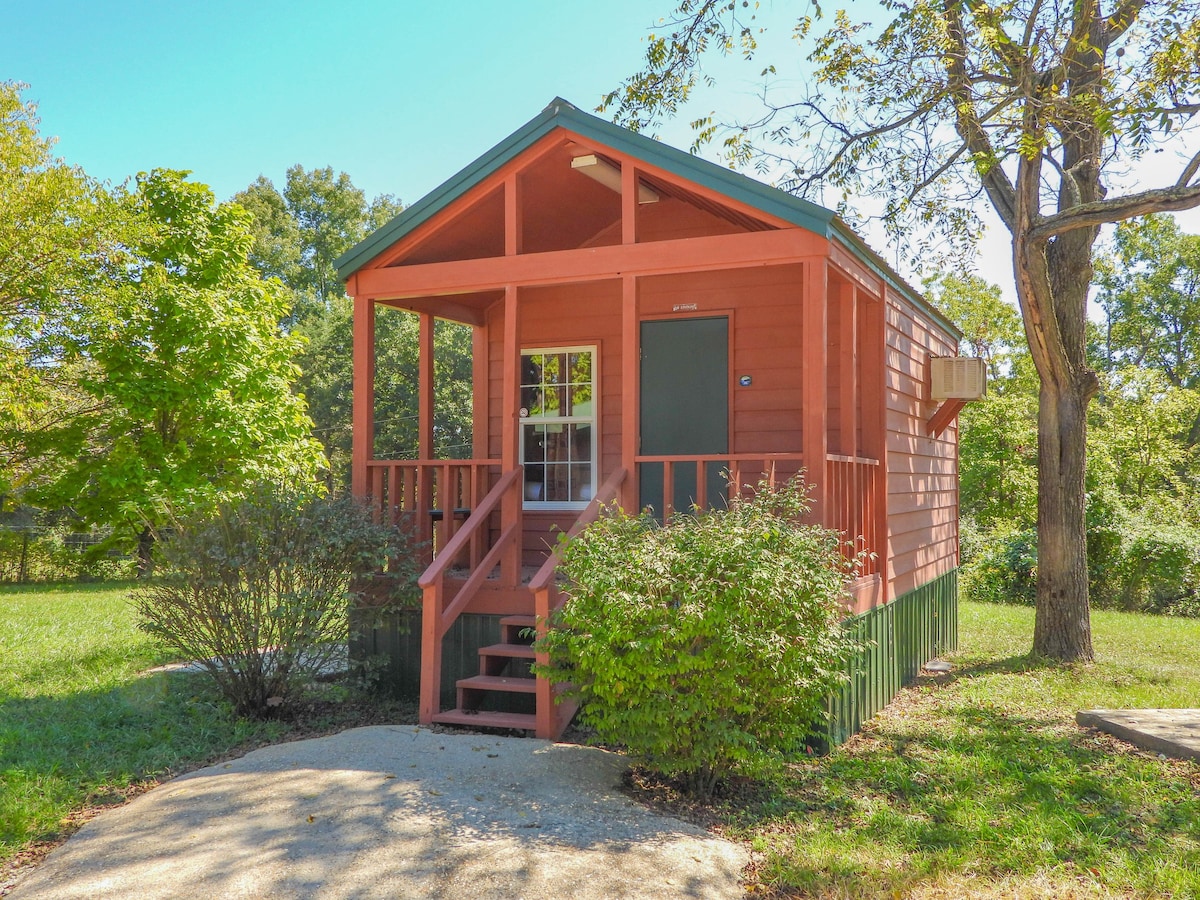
[{"xmin": 335, "ymin": 98, "xmax": 958, "ymax": 338}]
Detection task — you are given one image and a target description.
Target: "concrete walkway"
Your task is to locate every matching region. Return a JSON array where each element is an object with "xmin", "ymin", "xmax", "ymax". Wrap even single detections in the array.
[
  {"xmin": 1077, "ymin": 709, "xmax": 1200, "ymax": 762},
  {"xmin": 8, "ymin": 727, "xmax": 747, "ymax": 900}
]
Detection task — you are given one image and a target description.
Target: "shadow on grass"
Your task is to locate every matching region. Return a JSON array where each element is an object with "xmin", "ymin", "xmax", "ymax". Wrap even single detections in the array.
[
  {"xmin": 725, "ymin": 697, "xmax": 1200, "ymax": 898},
  {"xmin": 0, "ymin": 671, "xmax": 270, "ymax": 850}
]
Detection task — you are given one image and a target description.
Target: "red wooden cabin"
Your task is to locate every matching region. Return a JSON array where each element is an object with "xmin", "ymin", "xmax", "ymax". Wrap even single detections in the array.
[{"xmin": 338, "ymin": 99, "xmax": 962, "ymax": 740}]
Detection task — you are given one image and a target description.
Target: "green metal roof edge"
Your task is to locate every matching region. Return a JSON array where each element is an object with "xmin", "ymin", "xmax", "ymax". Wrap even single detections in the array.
[
  {"xmin": 829, "ymin": 219, "xmax": 961, "ymax": 339},
  {"xmin": 335, "ymin": 97, "xmax": 838, "ymax": 279},
  {"xmin": 335, "ymin": 97, "xmax": 960, "ymax": 341}
]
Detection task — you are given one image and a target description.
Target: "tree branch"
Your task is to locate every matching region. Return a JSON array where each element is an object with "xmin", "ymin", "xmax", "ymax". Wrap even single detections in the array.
[
  {"xmin": 1178, "ymin": 149, "xmax": 1200, "ymax": 188},
  {"xmin": 1029, "ymin": 184, "xmax": 1200, "ymax": 241}
]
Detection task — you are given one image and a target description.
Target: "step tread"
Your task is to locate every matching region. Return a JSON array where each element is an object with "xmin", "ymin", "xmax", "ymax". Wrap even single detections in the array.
[
  {"xmin": 431, "ymin": 709, "xmax": 537, "ymax": 731},
  {"xmin": 478, "ymin": 642, "xmax": 536, "ymax": 659},
  {"xmin": 457, "ymin": 674, "xmax": 537, "ymax": 693}
]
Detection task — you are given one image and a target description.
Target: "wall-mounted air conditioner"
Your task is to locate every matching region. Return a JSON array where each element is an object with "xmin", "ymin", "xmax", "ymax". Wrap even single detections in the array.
[{"xmin": 930, "ymin": 356, "xmax": 987, "ymax": 400}]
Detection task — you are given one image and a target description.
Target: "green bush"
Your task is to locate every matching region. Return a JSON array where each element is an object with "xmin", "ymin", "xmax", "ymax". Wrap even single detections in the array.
[
  {"xmin": 960, "ymin": 526, "xmax": 1038, "ymax": 606},
  {"xmin": 135, "ymin": 486, "xmax": 416, "ymax": 717},
  {"xmin": 963, "ymin": 496, "xmax": 1200, "ymax": 616},
  {"xmin": 536, "ymin": 478, "xmax": 861, "ymax": 798}
]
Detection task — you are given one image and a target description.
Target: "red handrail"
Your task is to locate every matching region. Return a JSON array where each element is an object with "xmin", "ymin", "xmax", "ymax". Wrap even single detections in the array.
[{"xmin": 418, "ymin": 466, "xmax": 523, "ymax": 724}]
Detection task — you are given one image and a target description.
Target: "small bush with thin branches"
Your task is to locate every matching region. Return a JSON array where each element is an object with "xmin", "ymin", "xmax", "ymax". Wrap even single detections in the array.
[{"xmin": 136, "ymin": 486, "xmax": 415, "ymax": 717}]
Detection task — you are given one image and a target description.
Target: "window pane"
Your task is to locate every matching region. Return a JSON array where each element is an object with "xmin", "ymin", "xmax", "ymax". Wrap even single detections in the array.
[
  {"xmin": 544, "ymin": 464, "xmax": 571, "ymax": 502},
  {"xmin": 522, "ymin": 424, "xmax": 545, "ymax": 462},
  {"xmin": 568, "ymin": 385, "xmax": 592, "ymax": 417},
  {"xmin": 570, "ymin": 424, "xmax": 591, "ymax": 462},
  {"xmin": 570, "ymin": 464, "xmax": 592, "ymax": 502}
]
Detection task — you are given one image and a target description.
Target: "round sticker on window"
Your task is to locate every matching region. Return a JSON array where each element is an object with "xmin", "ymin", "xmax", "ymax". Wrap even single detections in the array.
[{"xmin": 519, "ymin": 407, "xmax": 529, "ymax": 418}]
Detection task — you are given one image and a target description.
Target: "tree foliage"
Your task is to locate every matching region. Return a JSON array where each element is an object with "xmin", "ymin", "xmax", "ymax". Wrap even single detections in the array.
[
  {"xmin": 0, "ymin": 82, "xmax": 124, "ymax": 504},
  {"xmin": 24, "ymin": 169, "xmax": 323, "ymax": 554},
  {"xmin": 607, "ymin": 1, "xmax": 1200, "ymax": 661},
  {"xmin": 232, "ymin": 165, "xmax": 402, "ymax": 325}
]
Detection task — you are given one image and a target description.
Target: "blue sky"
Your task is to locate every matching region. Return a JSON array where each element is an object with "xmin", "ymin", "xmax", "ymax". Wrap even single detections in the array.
[
  {"xmin": 6, "ymin": 1, "xmax": 1196, "ymax": 304},
  {"xmin": 6, "ymin": 0, "xmax": 720, "ymax": 204}
]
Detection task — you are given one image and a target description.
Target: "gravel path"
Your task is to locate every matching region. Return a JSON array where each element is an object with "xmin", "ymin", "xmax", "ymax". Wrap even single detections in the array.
[{"xmin": 8, "ymin": 726, "xmax": 747, "ymax": 899}]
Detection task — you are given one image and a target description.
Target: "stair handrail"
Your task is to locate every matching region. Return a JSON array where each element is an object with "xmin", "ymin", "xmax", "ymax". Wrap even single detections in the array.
[
  {"xmin": 530, "ymin": 467, "xmax": 627, "ymax": 739},
  {"xmin": 418, "ymin": 465, "xmax": 522, "ymax": 725},
  {"xmin": 528, "ymin": 467, "xmax": 628, "ymax": 593},
  {"xmin": 417, "ymin": 465, "xmax": 522, "ymax": 589}
]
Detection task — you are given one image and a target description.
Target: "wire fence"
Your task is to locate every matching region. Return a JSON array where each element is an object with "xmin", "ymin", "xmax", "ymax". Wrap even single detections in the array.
[{"xmin": 0, "ymin": 525, "xmax": 133, "ymax": 583}]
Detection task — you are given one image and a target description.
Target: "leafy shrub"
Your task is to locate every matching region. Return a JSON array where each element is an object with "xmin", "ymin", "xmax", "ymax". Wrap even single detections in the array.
[
  {"xmin": 136, "ymin": 485, "xmax": 416, "ymax": 717},
  {"xmin": 536, "ymin": 478, "xmax": 861, "ymax": 798},
  {"xmin": 960, "ymin": 526, "xmax": 1038, "ymax": 606}
]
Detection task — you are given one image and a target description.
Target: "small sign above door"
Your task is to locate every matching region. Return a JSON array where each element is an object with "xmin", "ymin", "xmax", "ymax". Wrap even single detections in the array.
[{"xmin": 672, "ymin": 303, "xmax": 698, "ymax": 312}]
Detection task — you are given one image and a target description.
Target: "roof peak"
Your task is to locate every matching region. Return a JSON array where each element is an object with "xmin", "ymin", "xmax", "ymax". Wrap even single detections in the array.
[{"xmin": 543, "ymin": 97, "xmax": 578, "ymax": 114}]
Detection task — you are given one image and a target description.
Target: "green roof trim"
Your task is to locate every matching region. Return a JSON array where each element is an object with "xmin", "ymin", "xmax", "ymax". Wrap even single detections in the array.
[{"xmin": 335, "ymin": 98, "xmax": 959, "ymax": 339}]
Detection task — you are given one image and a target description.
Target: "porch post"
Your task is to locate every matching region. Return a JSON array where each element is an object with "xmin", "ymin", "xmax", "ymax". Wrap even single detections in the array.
[
  {"xmin": 418, "ymin": 312, "xmax": 437, "ymax": 550},
  {"xmin": 500, "ymin": 284, "xmax": 521, "ymax": 585},
  {"xmin": 839, "ymin": 282, "xmax": 858, "ymax": 460},
  {"xmin": 418, "ymin": 312, "xmax": 435, "ymax": 460},
  {"xmin": 802, "ymin": 259, "xmax": 828, "ymax": 521},
  {"xmin": 864, "ymin": 289, "xmax": 890, "ymax": 593},
  {"xmin": 621, "ymin": 274, "xmax": 638, "ymax": 512},
  {"xmin": 351, "ymin": 295, "xmax": 375, "ymax": 500}
]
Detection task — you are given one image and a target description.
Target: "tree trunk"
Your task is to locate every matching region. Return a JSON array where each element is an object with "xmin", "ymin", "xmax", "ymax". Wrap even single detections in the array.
[
  {"xmin": 1031, "ymin": 380, "xmax": 1094, "ymax": 661},
  {"xmin": 136, "ymin": 526, "xmax": 155, "ymax": 579}
]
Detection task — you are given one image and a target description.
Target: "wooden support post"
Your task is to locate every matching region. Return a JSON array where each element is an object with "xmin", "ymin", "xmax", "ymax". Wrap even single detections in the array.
[
  {"xmin": 500, "ymin": 285, "xmax": 521, "ymax": 585},
  {"xmin": 621, "ymin": 274, "xmax": 638, "ymax": 512},
  {"xmin": 802, "ymin": 259, "xmax": 829, "ymax": 522},
  {"xmin": 862, "ymin": 288, "xmax": 888, "ymax": 593},
  {"xmin": 472, "ymin": 325, "xmax": 489, "ymax": 461},
  {"xmin": 840, "ymin": 283, "xmax": 858, "ymax": 461},
  {"xmin": 621, "ymin": 162, "xmax": 638, "ymax": 245},
  {"xmin": 505, "ymin": 173, "xmax": 522, "ymax": 256},
  {"xmin": 351, "ymin": 296, "xmax": 376, "ymax": 500},
  {"xmin": 418, "ymin": 312, "xmax": 436, "ymax": 551}
]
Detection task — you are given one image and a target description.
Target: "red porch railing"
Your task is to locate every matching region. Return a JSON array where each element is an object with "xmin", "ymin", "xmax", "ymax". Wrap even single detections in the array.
[
  {"xmin": 825, "ymin": 454, "xmax": 881, "ymax": 577},
  {"xmin": 633, "ymin": 453, "xmax": 807, "ymax": 519},
  {"xmin": 415, "ymin": 466, "xmax": 524, "ymax": 725},
  {"xmin": 365, "ymin": 459, "xmax": 501, "ymax": 567}
]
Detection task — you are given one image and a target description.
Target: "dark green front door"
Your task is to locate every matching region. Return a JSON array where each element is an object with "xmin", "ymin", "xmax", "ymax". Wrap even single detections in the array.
[{"xmin": 639, "ymin": 316, "xmax": 729, "ymax": 517}]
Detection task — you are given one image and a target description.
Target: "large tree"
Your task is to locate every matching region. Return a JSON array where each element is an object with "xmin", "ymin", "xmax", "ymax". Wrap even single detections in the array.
[
  {"xmin": 607, "ymin": 1, "xmax": 1200, "ymax": 660},
  {"xmin": 26, "ymin": 169, "xmax": 324, "ymax": 568},
  {"xmin": 233, "ymin": 165, "xmax": 402, "ymax": 325},
  {"xmin": 0, "ymin": 82, "xmax": 123, "ymax": 505}
]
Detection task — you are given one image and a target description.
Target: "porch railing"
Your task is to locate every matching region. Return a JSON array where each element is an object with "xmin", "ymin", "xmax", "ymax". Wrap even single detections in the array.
[
  {"xmin": 825, "ymin": 454, "xmax": 881, "ymax": 578},
  {"xmin": 632, "ymin": 452, "xmax": 807, "ymax": 519},
  {"xmin": 528, "ymin": 466, "xmax": 628, "ymax": 739},
  {"xmin": 365, "ymin": 459, "xmax": 501, "ymax": 566},
  {"xmin": 415, "ymin": 465, "xmax": 524, "ymax": 724}
]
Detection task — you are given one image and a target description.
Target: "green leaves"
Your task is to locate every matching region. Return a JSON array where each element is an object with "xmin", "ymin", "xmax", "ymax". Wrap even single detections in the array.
[{"xmin": 536, "ymin": 478, "xmax": 861, "ymax": 796}]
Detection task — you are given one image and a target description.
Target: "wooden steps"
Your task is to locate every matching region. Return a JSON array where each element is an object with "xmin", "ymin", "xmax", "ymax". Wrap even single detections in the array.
[
  {"xmin": 430, "ymin": 709, "xmax": 538, "ymax": 730},
  {"xmin": 431, "ymin": 615, "xmax": 543, "ymax": 734}
]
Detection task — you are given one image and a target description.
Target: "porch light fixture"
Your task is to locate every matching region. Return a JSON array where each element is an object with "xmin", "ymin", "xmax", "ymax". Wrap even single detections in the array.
[{"xmin": 571, "ymin": 155, "xmax": 659, "ymax": 204}]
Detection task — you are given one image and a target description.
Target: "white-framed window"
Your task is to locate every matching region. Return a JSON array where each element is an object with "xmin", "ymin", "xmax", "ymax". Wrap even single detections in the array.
[{"xmin": 520, "ymin": 346, "xmax": 597, "ymax": 509}]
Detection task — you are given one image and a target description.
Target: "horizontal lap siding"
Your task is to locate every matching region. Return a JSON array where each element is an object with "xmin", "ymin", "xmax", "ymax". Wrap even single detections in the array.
[
  {"xmin": 885, "ymin": 291, "xmax": 960, "ymax": 600},
  {"xmin": 639, "ymin": 265, "xmax": 806, "ymax": 457}
]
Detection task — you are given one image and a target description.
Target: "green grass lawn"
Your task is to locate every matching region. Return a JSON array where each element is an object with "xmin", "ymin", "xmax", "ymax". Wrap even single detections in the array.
[
  {"xmin": 729, "ymin": 601, "xmax": 1200, "ymax": 898},
  {"xmin": 0, "ymin": 582, "xmax": 289, "ymax": 866},
  {"xmin": 3, "ymin": 586, "xmax": 1198, "ymax": 898},
  {"xmin": 0, "ymin": 581, "xmax": 412, "ymax": 879}
]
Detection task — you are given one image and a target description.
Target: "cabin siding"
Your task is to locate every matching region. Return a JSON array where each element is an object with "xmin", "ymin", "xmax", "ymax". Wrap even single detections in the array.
[{"xmin": 884, "ymin": 289, "xmax": 960, "ymax": 598}]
